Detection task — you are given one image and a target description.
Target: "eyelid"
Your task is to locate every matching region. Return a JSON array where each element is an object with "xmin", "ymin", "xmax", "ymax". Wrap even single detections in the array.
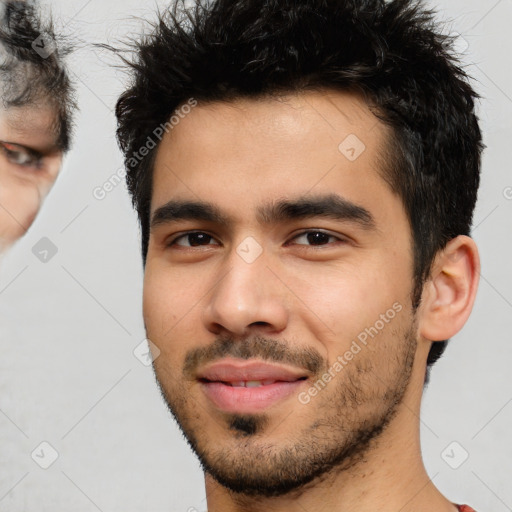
[
  {"xmin": 287, "ymin": 229, "xmax": 349, "ymax": 246},
  {"xmin": 166, "ymin": 228, "xmax": 350, "ymax": 247},
  {"xmin": 0, "ymin": 141, "xmax": 44, "ymax": 168},
  {"xmin": 167, "ymin": 230, "xmax": 221, "ymax": 247}
]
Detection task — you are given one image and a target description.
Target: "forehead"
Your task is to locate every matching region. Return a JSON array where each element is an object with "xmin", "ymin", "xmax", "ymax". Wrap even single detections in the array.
[
  {"xmin": 152, "ymin": 89, "xmax": 393, "ymax": 219},
  {"xmin": 0, "ymin": 103, "xmax": 60, "ymax": 153}
]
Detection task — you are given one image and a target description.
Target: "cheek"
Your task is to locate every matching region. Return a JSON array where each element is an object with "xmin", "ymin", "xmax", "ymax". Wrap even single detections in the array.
[
  {"xmin": 286, "ymin": 256, "xmax": 410, "ymax": 343},
  {"xmin": 143, "ymin": 278, "xmax": 181, "ymax": 371},
  {"xmin": 143, "ymin": 262, "xmax": 204, "ymax": 344},
  {"xmin": 0, "ymin": 180, "xmax": 40, "ymax": 239},
  {"xmin": 143, "ymin": 271, "xmax": 172, "ymax": 336}
]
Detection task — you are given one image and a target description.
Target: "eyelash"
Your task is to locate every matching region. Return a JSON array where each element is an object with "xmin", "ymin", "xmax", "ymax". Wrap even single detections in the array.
[
  {"xmin": 0, "ymin": 143, "xmax": 44, "ymax": 170},
  {"xmin": 168, "ymin": 230, "xmax": 347, "ymax": 248}
]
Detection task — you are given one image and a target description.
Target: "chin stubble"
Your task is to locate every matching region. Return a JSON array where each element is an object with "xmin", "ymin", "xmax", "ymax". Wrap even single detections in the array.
[{"xmin": 154, "ymin": 324, "xmax": 417, "ymax": 498}]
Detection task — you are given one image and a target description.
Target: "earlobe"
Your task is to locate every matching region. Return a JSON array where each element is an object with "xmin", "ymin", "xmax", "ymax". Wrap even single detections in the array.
[{"xmin": 418, "ymin": 235, "xmax": 480, "ymax": 342}]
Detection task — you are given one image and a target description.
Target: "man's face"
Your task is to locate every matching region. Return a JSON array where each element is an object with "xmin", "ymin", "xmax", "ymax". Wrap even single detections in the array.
[
  {"xmin": 144, "ymin": 90, "xmax": 420, "ymax": 496},
  {"xmin": 0, "ymin": 104, "xmax": 63, "ymax": 250}
]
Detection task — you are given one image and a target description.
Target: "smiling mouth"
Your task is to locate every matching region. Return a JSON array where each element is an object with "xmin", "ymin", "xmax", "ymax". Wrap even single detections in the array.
[
  {"xmin": 198, "ymin": 377, "xmax": 309, "ymax": 413},
  {"xmin": 199, "ymin": 377, "xmax": 308, "ymax": 388},
  {"xmin": 196, "ymin": 358, "xmax": 312, "ymax": 412}
]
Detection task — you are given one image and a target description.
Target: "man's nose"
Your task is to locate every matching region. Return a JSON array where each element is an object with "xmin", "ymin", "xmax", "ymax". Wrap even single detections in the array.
[{"xmin": 202, "ymin": 243, "xmax": 289, "ymax": 337}]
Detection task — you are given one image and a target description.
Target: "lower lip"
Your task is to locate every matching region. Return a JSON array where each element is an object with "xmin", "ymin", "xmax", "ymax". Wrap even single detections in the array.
[{"xmin": 200, "ymin": 380, "xmax": 305, "ymax": 413}]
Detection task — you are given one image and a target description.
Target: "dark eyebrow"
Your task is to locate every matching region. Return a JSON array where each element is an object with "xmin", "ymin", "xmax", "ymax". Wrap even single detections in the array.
[
  {"xmin": 150, "ymin": 194, "xmax": 376, "ymax": 231},
  {"xmin": 257, "ymin": 194, "xmax": 376, "ymax": 230},
  {"xmin": 151, "ymin": 200, "xmax": 229, "ymax": 228}
]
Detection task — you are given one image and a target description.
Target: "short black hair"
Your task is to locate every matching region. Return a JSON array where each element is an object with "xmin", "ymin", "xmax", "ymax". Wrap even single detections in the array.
[
  {"xmin": 0, "ymin": 0, "xmax": 75, "ymax": 151},
  {"xmin": 115, "ymin": 0, "xmax": 484, "ymax": 373}
]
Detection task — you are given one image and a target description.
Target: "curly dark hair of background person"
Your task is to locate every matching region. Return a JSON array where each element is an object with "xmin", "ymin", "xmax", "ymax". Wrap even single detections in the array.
[{"xmin": 0, "ymin": 0, "xmax": 75, "ymax": 151}]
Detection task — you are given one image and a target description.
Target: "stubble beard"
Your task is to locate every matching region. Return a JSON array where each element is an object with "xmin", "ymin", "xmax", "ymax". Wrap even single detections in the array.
[{"xmin": 153, "ymin": 321, "xmax": 417, "ymax": 498}]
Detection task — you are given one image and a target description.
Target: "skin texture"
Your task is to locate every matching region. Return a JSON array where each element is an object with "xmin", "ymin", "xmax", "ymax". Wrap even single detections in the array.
[
  {"xmin": 143, "ymin": 90, "xmax": 479, "ymax": 512},
  {"xmin": 0, "ymin": 104, "xmax": 62, "ymax": 251}
]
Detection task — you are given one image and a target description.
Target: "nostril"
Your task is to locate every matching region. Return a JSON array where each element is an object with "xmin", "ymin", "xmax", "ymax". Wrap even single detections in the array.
[{"xmin": 249, "ymin": 321, "xmax": 271, "ymax": 328}]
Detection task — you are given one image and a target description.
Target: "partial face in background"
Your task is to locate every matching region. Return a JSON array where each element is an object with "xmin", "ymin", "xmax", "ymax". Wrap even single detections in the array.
[
  {"xmin": 144, "ymin": 90, "xmax": 421, "ymax": 496},
  {"xmin": 0, "ymin": 103, "xmax": 62, "ymax": 250}
]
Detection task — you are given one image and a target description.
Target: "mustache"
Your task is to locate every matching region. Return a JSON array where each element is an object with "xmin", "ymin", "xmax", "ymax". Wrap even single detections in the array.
[{"xmin": 183, "ymin": 335, "xmax": 327, "ymax": 378}]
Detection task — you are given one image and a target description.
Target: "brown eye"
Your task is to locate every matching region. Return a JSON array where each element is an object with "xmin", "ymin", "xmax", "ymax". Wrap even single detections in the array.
[
  {"xmin": 305, "ymin": 232, "xmax": 331, "ymax": 245},
  {"xmin": 0, "ymin": 141, "xmax": 43, "ymax": 169},
  {"xmin": 172, "ymin": 232, "xmax": 218, "ymax": 247},
  {"xmin": 292, "ymin": 230, "xmax": 342, "ymax": 246}
]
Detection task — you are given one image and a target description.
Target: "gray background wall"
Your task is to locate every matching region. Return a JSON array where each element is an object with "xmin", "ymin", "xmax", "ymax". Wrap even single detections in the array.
[{"xmin": 0, "ymin": 0, "xmax": 510, "ymax": 510}]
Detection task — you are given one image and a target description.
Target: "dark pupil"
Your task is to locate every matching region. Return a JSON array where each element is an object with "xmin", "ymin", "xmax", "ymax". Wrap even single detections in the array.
[
  {"xmin": 307, "ymin": 232, "xmax": 330, "ymax": 245},
  {"xmin": 189, "ymin": 233, "xmax": 211, "ymax": 246}
]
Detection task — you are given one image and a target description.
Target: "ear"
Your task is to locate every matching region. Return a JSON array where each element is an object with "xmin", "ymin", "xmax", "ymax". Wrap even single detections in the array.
[{"xmin": 418, "ymin": 235, "xmax": 480, "ymax": 341}]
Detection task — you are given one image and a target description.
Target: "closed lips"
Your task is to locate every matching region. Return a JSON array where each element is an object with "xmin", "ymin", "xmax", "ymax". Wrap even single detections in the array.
[
  {"xmin": 197, "ymin": 359, "xmax": 311, "ymax": 413},
  {"xmin": 197, "ymin": 359, "xmax": 310, "ymax": 385},
  {"xmin": 201, "ymin": 378, "xmax": 308, "ymax": 387}
]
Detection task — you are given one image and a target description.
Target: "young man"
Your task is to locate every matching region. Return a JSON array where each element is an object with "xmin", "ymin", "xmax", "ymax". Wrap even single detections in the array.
[
  {"xmin": 116, "ymin": 0, "xmax": 483, "ymax": 510},
  {"xmin": 0, "ymin": 0, "xmax": 74, "ymax": 252}
]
